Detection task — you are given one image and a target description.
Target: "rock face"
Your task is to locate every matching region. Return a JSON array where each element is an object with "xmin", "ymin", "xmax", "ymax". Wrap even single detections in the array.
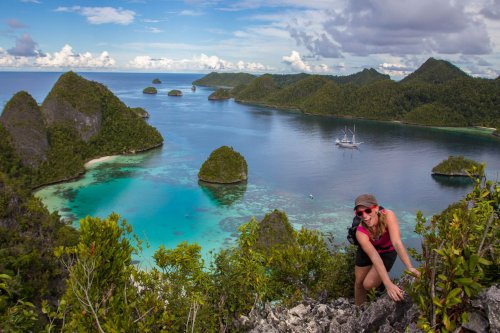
[
  {"xmin": 242, "ymin": 279, "xmax": 500, "ymax": 333},
  {"xmin": 41, "ymin": 71, "xmax": 103, "ymax": 142},
  {"xmin": 0, "ymin": 91, "xmax": 49, "ymax": 167},
  {"xmin": 198, "ymin": 146, "xmax": 248, "ymax": 184}
]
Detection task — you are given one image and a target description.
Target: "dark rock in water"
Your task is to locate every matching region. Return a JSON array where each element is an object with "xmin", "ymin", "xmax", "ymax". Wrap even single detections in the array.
[
  {"xmin": 198, "ymin": 146, "xmax": 248, "ymax": 184},
  {"xmin": 0, "ymin": 91, "xmax": 49, "ymax": 167},
  {"xmin": 152, "ymin": 78, "xmax": 161, "ymax": 84}
]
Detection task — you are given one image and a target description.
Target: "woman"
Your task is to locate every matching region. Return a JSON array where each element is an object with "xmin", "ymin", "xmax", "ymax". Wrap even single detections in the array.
[{"xmin": 353, "ymin": 194, "xmax": 419, "ymax": 306}]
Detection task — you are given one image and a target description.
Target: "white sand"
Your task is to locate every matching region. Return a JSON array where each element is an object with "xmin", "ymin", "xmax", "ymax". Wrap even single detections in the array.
[{"xmin": 84, "ymin": 155, "xmax": 118, "ymax": 168}]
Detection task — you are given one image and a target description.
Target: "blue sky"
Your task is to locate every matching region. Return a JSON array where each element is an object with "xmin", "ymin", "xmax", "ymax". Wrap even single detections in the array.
[{"xmin": 1, "ymin": 0, "xmax": 499, "ymax": 79}]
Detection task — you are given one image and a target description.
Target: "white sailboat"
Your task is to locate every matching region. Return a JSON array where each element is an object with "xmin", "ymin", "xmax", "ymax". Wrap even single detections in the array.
[
  {"xmin": 335, "ymin": 126, "xmax": 351, "ymax": 145},
  {"xmin": 337, "ymin": 125, "xmax": 363, "ymax": 148}
]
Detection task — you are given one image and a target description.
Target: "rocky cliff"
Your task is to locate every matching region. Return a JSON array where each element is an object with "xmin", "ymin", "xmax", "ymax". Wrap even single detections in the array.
[
  {"xmin": 242, "ymin": 277, "xmax": 500, "ymax": 333},
  {"xmin": 0, "ymin": 91, "xmax": 49, "ymax": 167}
]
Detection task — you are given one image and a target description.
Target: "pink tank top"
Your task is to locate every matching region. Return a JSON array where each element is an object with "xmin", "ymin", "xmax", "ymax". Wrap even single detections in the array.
[{"xmin": 357, "ymin": 224, "xmax": 394, "ymax": 253}]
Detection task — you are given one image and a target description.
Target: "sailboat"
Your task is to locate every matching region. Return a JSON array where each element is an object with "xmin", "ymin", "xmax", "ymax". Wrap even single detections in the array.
[
  {"xmin": 335, "ymin": 126, "xmax": 351, "ymax": 145},
  {"xmin": 337, "ymin": 125, "xmax": 363, "ymax": 148}
]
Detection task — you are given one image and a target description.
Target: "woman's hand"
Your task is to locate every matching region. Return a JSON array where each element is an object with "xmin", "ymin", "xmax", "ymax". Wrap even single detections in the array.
[
  {"xmin": 386, "ymin": 282, "xmax": 404, "ymax": 302},
  {"xmin": 407, "ymin": 267, "xmax": 420, "ymax": 278}
]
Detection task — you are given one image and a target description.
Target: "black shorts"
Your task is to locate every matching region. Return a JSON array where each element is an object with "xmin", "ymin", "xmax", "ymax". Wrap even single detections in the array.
[{"xmin": 355, "ymin": 247, "xmax": 397, "ymax": 272}]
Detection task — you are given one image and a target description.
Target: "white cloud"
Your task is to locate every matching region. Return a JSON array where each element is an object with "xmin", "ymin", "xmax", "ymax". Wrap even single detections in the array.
[
  {"xmin": 0, "ymin": 48, "xmax": 30, "ymax": 67},
  {"xmin": 282, "ymin": 50, "xmax": 329, "ymax": 72},
  {"xmin": 378, "ymin": 62, "xmax": 413, "ymax": 77},
  {"xmin": 34, "ymin": 44, "xmax": 116, "ymax": 68},
  {"xmin": 179, "ymin": 10, "xmax": 205, "ymax": 16},
  {"xmin": 128, "ymin": 53, "xmax": 268, "ymax": 72},
  {"xmin": 55, "ymin": 6, "xmax": 135, "ymax": 25}
]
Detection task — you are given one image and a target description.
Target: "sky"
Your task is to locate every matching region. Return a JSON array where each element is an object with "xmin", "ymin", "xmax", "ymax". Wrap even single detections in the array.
[{"xmin": 1, "ymin": 0, "xmax": 499, "ymax": 79}]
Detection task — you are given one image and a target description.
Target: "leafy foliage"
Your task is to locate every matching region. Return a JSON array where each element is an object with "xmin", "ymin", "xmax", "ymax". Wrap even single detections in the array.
[{"xmin": 409, "ymin": 166, "xmax": 499, "ymax": 332}]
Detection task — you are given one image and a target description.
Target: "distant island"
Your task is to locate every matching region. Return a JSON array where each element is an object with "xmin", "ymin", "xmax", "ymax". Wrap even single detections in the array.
[
  {"xmin": 192, "ymin": 58, "xmax": 500, "ymax": 130},
  {"xmin": 208, "ymin": 88, "xmax": 231, "ymax": 100},
  {"xmin": 152, "ymin": 78, "xmax": 162, "ymax": 84},
  {"xmin": 0, "ymin": 71, "xmax": 163, "ymax": 188},
  {"xmin": 143, "ymin": 87, "xmax": 158, "ymax": 94},
  {"xmin": 432, "ymin": 155, "xmax": 481, "ymax": 177},
  {"xmin": 168, "ymin": 89, "xmax": 183, "ymax": 96}
]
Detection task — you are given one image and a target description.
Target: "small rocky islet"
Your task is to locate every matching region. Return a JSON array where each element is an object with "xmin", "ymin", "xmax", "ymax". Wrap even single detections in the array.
[
  {"xmin": 143, "ymin": 86, "xmax": 158, "ymax": 94},
  {"xmin": 432, "ymin": 155, "xmax": 481, "ymax": 177},
  {"xmin": 168, "ymin": 89, "xmax": 183, "ymax": 96},
  {"xmin": 208, "ymin": 88, "xmax": 231, "ymax": 100},
  {"xmin": 198, "ymin": 146, "xmax": 248, "ymax": 184}
]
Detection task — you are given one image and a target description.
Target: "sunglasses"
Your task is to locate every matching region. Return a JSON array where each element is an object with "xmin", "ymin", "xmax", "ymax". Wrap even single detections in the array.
[{"xmin": 355, "ymin": 205, "xmax": 377, "ymax": 217}]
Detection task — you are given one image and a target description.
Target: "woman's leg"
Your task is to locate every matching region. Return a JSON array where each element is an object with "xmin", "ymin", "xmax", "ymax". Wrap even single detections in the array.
[
  {"xmin": 354, "ymin": 265, "xmax": 371, "ymax": 306},
  {"xmin": 362, "ymin": 266, "xmax": 383, "ymax": 291}
]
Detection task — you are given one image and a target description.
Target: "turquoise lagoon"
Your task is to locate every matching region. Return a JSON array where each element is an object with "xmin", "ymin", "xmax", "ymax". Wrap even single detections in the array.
[{"xmin": 1, "ymin": 72, "xmax": 499, "ymax": 275}]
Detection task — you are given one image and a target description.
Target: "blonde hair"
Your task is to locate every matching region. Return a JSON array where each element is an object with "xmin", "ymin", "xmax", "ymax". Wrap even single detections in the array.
[{"xmin": 361, "ymin": 208, "xmax": 387, "ymax": 239}]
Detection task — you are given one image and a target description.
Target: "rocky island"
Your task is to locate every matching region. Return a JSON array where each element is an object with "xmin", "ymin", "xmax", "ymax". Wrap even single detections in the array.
[
  {"xmin": 208, "ymin": 88, "xmax": 231, "ymax": 100},
  {"xmin": 152, "ymin": 78, "xmax": 162, "ymax": 84},
  {"xmin": 143, "ymin": 87, "xmax": 158, "ymax": 94},
  {"xmin": 0, "ymin": 71, "xmax": 163, "ymax": 188},
  {"xmin": 432, "ymin": 155, "xmax": 481, "ymax": 177},
  {"xmin": 198, "ymin": 146, "xmax": 248, "ymax": 184},
  {"xmin": 168, "ymin": 89, "xmax": 183, "ymax": 96}
]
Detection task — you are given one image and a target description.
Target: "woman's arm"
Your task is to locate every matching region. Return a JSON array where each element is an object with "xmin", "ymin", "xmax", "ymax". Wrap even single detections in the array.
[
  {"xmin": 356, "ymin": 231, "xmax": 404, "ymax": 301},
  {"xmin": 385, "ymin": 210, "xmax": 419, "ymax": 276}
]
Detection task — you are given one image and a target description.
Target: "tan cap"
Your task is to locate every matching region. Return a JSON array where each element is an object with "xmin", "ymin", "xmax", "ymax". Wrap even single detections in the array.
[{"xmin": 354, "ymin": 194, "xmax": 378, "ymax": 209}]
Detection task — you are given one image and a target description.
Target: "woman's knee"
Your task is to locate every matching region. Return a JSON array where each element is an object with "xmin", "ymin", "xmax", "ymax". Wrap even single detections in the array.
[{"xmin": 363, "ymin": 277, "xmax": 381, "ymax": 290}]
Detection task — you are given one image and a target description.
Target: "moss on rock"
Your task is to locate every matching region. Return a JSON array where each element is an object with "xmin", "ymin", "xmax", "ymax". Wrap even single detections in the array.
[{"xmin": 198, "ymin": 146, "xmax": 248, "ymax": 184}]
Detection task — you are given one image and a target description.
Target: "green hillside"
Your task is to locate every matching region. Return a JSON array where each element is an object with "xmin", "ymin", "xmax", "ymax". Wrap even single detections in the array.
[
  {"xmin": 193, "ymin": 72, "xmax": 256, "ymax": 87},
  {"xmin": 401, "ymin": 57, "xmax": 470, "ymax": 84},
  {"xmin": 193, "ymin": 58, "xmax": 499, "ymax": 128}
]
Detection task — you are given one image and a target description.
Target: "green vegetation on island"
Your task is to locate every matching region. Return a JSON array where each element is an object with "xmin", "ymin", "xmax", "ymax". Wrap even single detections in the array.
[
  {"xmin": 142, "ymin": 87, "xmax": 157, "ymax": 94},
  {"xmin": 152, "ymin": 78, "xmax": 161, "ymax": 84},
  {"xmin": 194, "ymin": 58, "xmax": 500, "ymax": 129},
  {"xmin": 208, "ymin": 88, "xmax": 231, "ymax": 100},
  {"xmin": 432, "ymin": 155, "xmax": 481, "ymax": 176},
  {"xmin": 198, "ymin": 146, "xmax": 248, "ymax": 183},
  {"xmin": 0, "ymin": 71, "xmax": 163, "ymax": 188},
  {"xmin": 130, "ymin": 107, "xmax": 150, "ymax": 118},
  {"xmin": 168, "ymin": 89, "xmax": 182, "ymax": 96},
  {"xmin": 192, "ymin": 72, "xmax": 257, "ymax": 87}
]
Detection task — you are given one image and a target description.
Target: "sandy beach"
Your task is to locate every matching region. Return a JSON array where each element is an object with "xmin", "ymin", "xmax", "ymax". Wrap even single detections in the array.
[{"xmin": 84, "ymin": 155, "xmax": 118, "ymax": 168}]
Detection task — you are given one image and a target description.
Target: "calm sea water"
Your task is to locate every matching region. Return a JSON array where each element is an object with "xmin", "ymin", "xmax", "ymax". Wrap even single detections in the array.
[{"xmin": 1, "ymin": 72, "xmax": 499, "ymax": 275}]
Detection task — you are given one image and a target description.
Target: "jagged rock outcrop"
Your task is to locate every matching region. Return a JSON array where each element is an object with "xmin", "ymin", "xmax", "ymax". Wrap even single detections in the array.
[
  {"xmin": 254, "ymin": 210, "xmax": 295, "ymax": 254},
  {"xmin": 0, "ymin": 91, "xmax": 49, "ymax": 167},
  {"xmin": 41, "ymin": 71, "xmax": 103, "ymax": 141},
  {"xmin": 242, "ymin": 278, "xmax": 500, "ymax": 333}
]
